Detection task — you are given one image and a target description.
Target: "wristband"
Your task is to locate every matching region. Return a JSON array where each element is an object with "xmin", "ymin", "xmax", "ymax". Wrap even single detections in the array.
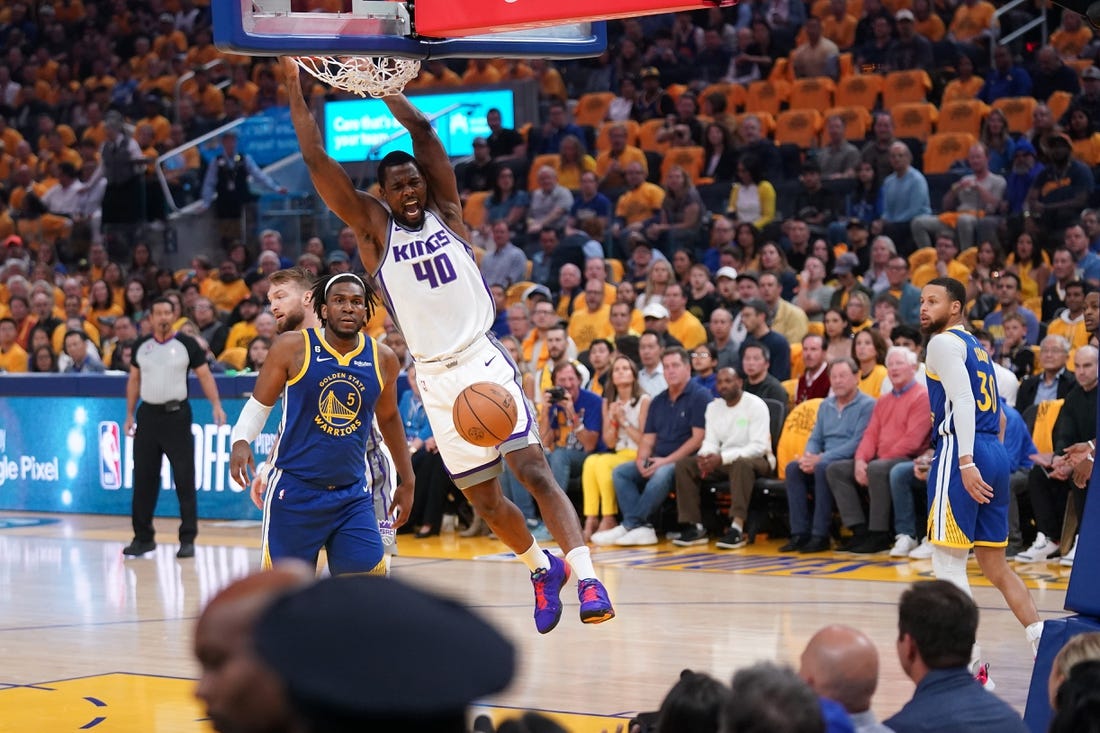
[
  {"xmin": 1088, "ymin": 454, "xmax": 1095, "ymax": 463},
  {"xmin": 959, "ymin": 462, "xmax": 976, "ymax": 470},
  {"xmin": 1090, "ymin": 440, "xmax": 1095, "ymax": 451}
]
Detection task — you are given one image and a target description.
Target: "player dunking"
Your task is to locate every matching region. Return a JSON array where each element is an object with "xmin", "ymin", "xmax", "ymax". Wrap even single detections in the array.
[
  {"xmin": 920, "ymin": 277, "xmax": 1043, "ymax": 680},
  {"xmin": 229, "ymin": 273, "xmax": 415, "ymax": 574},
  {"xmin": 238, "ymin": 267, "xmax": 402, "ymax": 575},
  {"xmin": 283, "ymin": 57, "xmax": 614, "ymax": 632}
]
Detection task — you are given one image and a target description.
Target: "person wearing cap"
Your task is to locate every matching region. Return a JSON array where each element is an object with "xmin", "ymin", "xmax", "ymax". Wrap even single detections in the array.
[
  {"xmin": 829, "ymin": 252, "xmax": 874, "ymax": 310},
  {"xmin": 641, "ymin": 302, "xmax": 684, "ymax": 349},
  {"xmin": 1004, "ymin": 139, "xmax": 1044, "ymax": 217},
  {"xmin": 856, "ymin": 14, "xmax": 894, "ymax": 72},
  {"xmin": 1061, "ymin": 65, "xmax": 1100, "ymax": 134},
  {"xmin": 632, "ymin": 66, "xmax": 675, "ymax": 123},
  {"xmin": 226, "ymin": 296, "xmax": 263, "ymax": 351},
  {"xmin": 250, "ymin": 575, "xmax": 514, "ymax": 732},
  {"xmin": 1025, "ymin": 132, "xmax": 1092, "ymax": 232},
  {"xmin": 874, "ymin": 142, "xmax": 929, "ymax": 256},
  {"xmin": 201, "ymin": 129, "xmax": 288, "ymax": 247},
  {"xmin": 325, "ymin": 249, "xmax": 351, "ymax": 274},
  {"xmin": 889, "ymin": 9, "xmax": 934, "ymax": 71},
  {"xmin": 85, "ymin": 111, "xmax": 146, "ymax": 247}
]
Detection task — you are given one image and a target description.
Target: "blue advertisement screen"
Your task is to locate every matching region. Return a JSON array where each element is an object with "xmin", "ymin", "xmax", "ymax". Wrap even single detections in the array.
[
  {"xmin": 0, "ymin": 397, "xmax": 282, "ymax": 520},
  {"xmin": 323, "ymin": 89, "xmax": 515, "ymax": 162}
]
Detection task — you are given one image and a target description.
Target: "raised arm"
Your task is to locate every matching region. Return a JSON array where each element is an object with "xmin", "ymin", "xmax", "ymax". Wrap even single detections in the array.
[
  {"xmin": 380, "ymin": 93, "xmax": 466, "ymax": 236},
  {"xmin": 280, "ymin": 57, "xmax": 388, "ymax": 269}
]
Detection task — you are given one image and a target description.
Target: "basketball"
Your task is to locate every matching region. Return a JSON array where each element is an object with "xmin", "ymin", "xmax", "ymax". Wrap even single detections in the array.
[{"xmin": 453, "ymin": 382, "xmax": 518, "ymax": 447}]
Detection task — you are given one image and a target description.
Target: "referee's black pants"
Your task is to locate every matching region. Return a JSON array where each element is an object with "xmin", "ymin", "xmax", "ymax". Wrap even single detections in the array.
[{"xmin": 131, "ymin": 401, "xmax": 197, "ymax": 544}]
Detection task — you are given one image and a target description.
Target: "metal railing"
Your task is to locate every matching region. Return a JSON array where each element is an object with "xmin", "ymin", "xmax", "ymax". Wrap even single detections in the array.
[
  {"xmin": 993, "ymin": 0, "xmax": 1047, "ymax": 62},
  {"xmin": 155, "ymin": 116, "xmax": 247, "ymax": 215}
]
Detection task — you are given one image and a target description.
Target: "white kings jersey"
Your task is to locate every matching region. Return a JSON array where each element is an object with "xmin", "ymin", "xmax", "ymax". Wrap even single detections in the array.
[{"xmin": 372, "ymin": 210, "xmax": 495, "ymax": 361}]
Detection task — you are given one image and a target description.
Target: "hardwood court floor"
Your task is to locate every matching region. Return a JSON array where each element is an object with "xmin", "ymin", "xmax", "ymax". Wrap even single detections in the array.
[{"xmin": 0, "ymin": 512, "xmax": 1072, "ymax": 732}]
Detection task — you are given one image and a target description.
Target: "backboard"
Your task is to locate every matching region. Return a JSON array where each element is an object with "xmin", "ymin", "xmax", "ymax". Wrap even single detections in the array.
[{"xmin": 212, "ymin": 0, "xmax": 608, "ymax": 59}]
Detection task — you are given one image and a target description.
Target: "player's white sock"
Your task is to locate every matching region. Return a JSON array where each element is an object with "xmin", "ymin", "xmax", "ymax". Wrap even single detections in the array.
[
  {"xmin": 1026, "ymin": 621, "xmax": 1044, "ymax": 656},
  {"xmin": 931, "ymin": 545, "xmax": 973, "ymax": 597},
  {"xmin": 566, "ymin": 546, "xmax": 598, "ymax": 580},
  {"xmin": 519, "ymin": 540, "xmax": 551, "ymax": 573}
]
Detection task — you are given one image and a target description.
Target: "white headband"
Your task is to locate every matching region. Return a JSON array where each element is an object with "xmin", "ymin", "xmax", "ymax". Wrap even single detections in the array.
[{"xmin": 324, "ymin": 272, "xmax": 364, "ymax": 299}]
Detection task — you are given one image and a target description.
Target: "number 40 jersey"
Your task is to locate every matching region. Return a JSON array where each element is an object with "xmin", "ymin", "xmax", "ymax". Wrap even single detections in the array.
[{"xmin": 373, "ymin": 210, "xmax": 496, "ymax": 362}]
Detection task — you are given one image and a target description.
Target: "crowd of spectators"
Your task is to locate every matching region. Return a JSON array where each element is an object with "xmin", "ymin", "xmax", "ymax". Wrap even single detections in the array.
[{"xmin": 1, "ymin": 2, "xmax": 1099, "ymax": 566}]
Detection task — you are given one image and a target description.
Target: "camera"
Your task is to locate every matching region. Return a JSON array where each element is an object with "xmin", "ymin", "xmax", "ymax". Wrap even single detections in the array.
[{"xmin": 547, "ymin": 387, "xmax": 567, "ymax": 403}]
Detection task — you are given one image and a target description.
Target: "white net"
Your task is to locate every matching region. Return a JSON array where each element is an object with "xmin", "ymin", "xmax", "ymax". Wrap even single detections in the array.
[{"xmin": 293, "ymin": 55, "xmax": 421, "ymax": 98}]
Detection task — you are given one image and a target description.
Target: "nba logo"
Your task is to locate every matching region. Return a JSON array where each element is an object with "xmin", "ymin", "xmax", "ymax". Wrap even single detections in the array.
[{"xmin": 98, "ymin": 421, "xmax": 122, "ymax": 490}]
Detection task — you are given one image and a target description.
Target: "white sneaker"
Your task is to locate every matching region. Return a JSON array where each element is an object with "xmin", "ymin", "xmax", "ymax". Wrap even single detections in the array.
[
  {"xmin": 969, "ymin": 659, "xmax": 996, "ymax": 692},
  {"xmin": 908, "ymin": 537, "xmax": 934, "ymax": 559},
  {"xmin": 890, "ymin": 534, "xmax": 919, "ymax": 558},
  {"xmin": 614, "ymin": 526, "xmax": 659, "ymax": 546},
  {"xmin": 1014, "ymin": 532, "xmax": 1060, "ymax": 563},
  {"xmin": 591, "ymin": 525, "xmax": 627, "ymax": 546},
  {"xmin": 1060, "ymin": 535, "xmax": 1079, "ymax": 567}
]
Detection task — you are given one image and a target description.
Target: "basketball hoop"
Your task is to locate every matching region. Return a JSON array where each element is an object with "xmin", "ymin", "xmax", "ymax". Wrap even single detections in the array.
[{"xmin": 294, "ymin": 55, "xmax": 421, "ymax": 98}]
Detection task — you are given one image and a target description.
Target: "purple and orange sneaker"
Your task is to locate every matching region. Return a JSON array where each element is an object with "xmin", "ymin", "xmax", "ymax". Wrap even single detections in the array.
[
  {"xmin": 578, "ymin": 578, "xmax": 615, "ymax": 624},
  {"xmin": 531, "ymin": 550, "xmax": 570, "ymax": 634}
]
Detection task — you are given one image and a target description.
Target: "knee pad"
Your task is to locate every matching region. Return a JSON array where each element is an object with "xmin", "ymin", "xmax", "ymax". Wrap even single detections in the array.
[{"xmin": 931, "ymin": 545, "xmax": 972, "ymax": 598}]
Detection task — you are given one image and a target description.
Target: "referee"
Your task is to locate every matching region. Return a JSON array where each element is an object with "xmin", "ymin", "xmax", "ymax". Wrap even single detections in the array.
[{"xmin": 123, "ymin": 297, "xmax": 226, "ymax": 559}]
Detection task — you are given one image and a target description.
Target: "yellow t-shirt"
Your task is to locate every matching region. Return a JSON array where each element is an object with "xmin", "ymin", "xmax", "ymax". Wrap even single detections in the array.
[
  {"xmin": 568, "ymin": 305, "xmax": 614, "ymax": 353},
  {"xmin": 0, "ymin": 343, "xmax": 27, "ymax": 372},
  {"xmin": 912, "ymin": 260, "xmax": 971, "ymax": 289},
  {"xmin": 776, "ymin": 398, "xmax": 823, "ymax": 479},
  {"xmin": 225, "ymin": 321, "xmax": 258, "ymax": 351},
  {"xmin": 614, "ymin": 182, "xmax": 665, "ymax": 226},
  {"xmin": 667, "ymin": 311, "xmax": 708, "ymax": 350},
  {"xmin": 949, "ymin": 1, "xmax": 997, "ymax": 43},
  {"xmin": 859, "ymin": 363, "xmax": 887, "ymax": 398},
  {"xmin": 1047, "ymin": 317, "xmax": 1090, "ymax": 352},
  {"xmin": 1072, "ymin": 134, "xmax": 1100, "ymax": 167}
]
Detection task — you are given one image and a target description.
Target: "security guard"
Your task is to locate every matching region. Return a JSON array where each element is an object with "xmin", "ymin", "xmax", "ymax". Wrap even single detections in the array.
[
  {"xmin": 200, "ymin": 129, "xmax": 287, "ymax": 247},
  {"xmin": 123, "ymin": 296, "xmax": 226, "ymax": 559}
]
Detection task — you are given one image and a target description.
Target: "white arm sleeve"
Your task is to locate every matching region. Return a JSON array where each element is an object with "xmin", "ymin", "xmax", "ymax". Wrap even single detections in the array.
[
  {"xmin": 230, "ymin": 396, "xmax": 274, "ymax": 446},
  {"xmin": 927, "ymin": 333, "xmax": 977, "ymax": 459}
]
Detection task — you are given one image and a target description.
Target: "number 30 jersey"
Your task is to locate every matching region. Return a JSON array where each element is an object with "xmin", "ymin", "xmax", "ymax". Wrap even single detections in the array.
[
  {"xmin": 925, "ymin": 325, "xmax": 1002, "ymax": 447},
  {"xmin": 372, "ymin": 210, "xmax": 495, "ymax": 361}
]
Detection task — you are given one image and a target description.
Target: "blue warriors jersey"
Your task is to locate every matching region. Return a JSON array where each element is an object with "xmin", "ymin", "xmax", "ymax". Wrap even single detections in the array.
[
  {"xmin": 270, "ymin": 329, "xmax": 384, "ymax": 487},
  {"xmin": 926, "ymin": 326, "xmax": 1001, "ymax": 447}
]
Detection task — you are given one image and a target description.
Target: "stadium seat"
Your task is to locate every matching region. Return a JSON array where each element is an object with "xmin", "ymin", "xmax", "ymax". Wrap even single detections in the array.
[
  {"xmin": 806, "ymin": 321, "xmax": 825, "ymax": 337},
  {"xmin": 825, "ymin": 106, "xmax": 872, "ymax": 142},
  {"xmin": 782, "ymin": 379, "xmax": 798, "ymax": 411},
  {"xmin": 835, "ymin": 74, "xmax": 883, "ymax": 111},
  {"xmin": 527, "ymin": 153, "xmax": 562, "ymax": 190},
  {"xmin": 666, "ymin": 83, "xmax": 689, "ymax": 103},
  {"xmin": 701, "ymin": 82, "xmax": 746, "ymax": 114},
  {"xmin": 595, "ymin": 119, "xmax": 640, "ymax": 151},
  {"xmin": 505, "ymin": 281, "xmax": 535, "ymax": 307},
  {"xmin": 957, "ymin": 246, "xmax": 979, "ymax": 270},
  {"xmin": 775, "ymin": 398, "xmax": 822, "ymax": 479},
  {"xmin": 937, "ymin": 99, "xmax": 989, "ymax": 137},
  {"xmin": 788, "ymin": 77, "xmax": 835, "ymax": 113},
  {"xmin": 838, "ymin": 52, "xmax": 854, "ymax": 79},
  {"xmin": 1048, "ymin": 90, "xmax": 1073, "ymax": 122},
  {"xmin": 661, "ymin": 145, "xmax": 706, "ymax": 184},
  {"xmin": 908, "ymin": 247, "xmax": 937, "ymax": 270},
  {"xmin": 923, "ymin": 132, "xmax": 976, "ymax": 174},
  {"xmin": 992, "ymin": 96, "xmax": 1038, "ymax": 134},
  {"xmin": 789, "ymin": 342, "xmax": 804, "ymax": 380},
  {"xmin": 769, "ymin": 57, "xmax": 793, "ymax": 84},
  {"xmin": 892, "ymin": 102, "xmax": 938, "ymax": 142},
  {"xmin": 775, "ymin": 109, "xmax": 823, "ymax": 149},
  {"xmin": 463, "ymin": 190, "xmax": 490, "ymax": 230},
  {"xmin": 574, "ymin": 92, "xmax": 614, "ymax": 127},
  {"xmin": 746, "ymin": 79, "xmax": 790, "ymax": 117},
  {"xmin": 638, "ymin": 118, "xmax": 670, "ymax": 154},
  {"xmin": 735, "ymin": 111, "xmax": 777, "ymax": 138},
  {"xmin": 1032, "ymin": 399, "xmax": 1064, "ymax": 455},
  {"xmin": 882, "ymin": 70, "xmax": 932, "ymax": 109}
]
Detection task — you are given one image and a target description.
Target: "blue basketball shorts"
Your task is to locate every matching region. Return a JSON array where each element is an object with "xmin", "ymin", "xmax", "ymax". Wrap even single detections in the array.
[
  {"xmin": 261, "ymin": 469, "xmax": 383, "ymax": 575},
  {"xmin": 927, "ymin": 432, "xmax": 1010, "ymax": 549}
]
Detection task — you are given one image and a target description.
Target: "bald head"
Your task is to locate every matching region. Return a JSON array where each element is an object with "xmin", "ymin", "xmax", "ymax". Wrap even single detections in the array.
[
  {"xmin": 194, "ymin": 563, "xmax": 315, "ymax": 733},
  {"xmin": 799, "ymin": 624, "xmax": 880, "ymax": 714}
]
